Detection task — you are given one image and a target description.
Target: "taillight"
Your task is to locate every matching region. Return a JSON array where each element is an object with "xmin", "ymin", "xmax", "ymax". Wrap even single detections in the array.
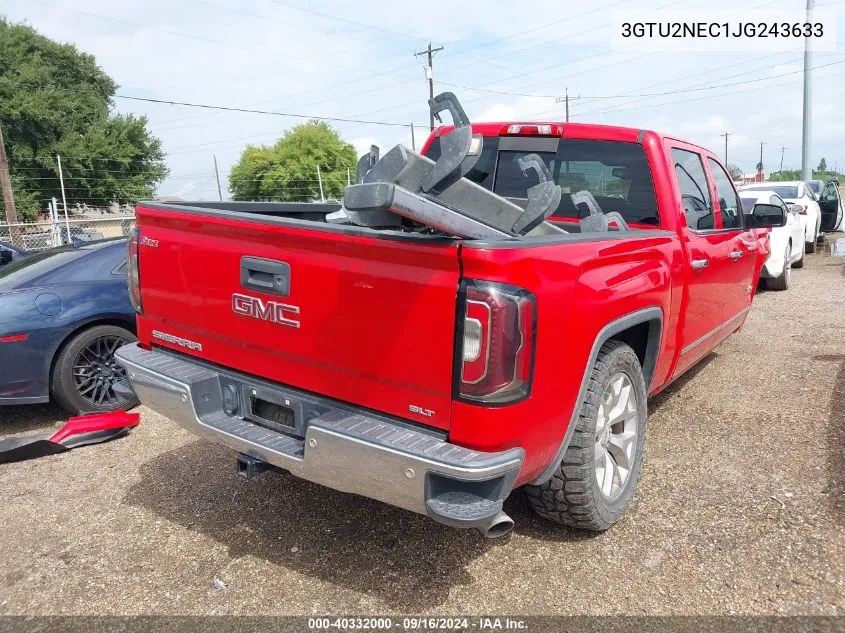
[
  {"xmin": 127, "ymin": 227, "xmax": 142, "ymax": 314},
  {"xmin": 455, "ymin": 280, "xmax": 536, "ymax": 405},
  {"xmin": 795, "ymin": 205, "xmax": 807, "ymax": 215}
]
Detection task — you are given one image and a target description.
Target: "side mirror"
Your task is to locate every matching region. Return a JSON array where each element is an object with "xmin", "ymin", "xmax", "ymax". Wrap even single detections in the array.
[{"xmin": 750, "ymin": 203, "xmax": 787, "ymax": 228}]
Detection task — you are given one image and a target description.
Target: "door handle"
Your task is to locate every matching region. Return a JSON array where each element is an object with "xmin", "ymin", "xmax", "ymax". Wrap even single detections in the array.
[
  {"xmin": 240, "ymin": 256, "xmax": 291, "ymax": 297},
  {"xmin": 730, "ymin": 250, "xmax": 744, "ymax": 260},
  {"xmin": 691, "ymin": 258, "xmax": 709, "ymax": 270}
]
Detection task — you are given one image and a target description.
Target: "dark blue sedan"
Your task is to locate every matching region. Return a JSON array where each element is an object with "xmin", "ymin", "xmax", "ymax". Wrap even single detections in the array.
[{"xmin": 0, "ymin": 239, "xmax": 139, "ymax": 414}]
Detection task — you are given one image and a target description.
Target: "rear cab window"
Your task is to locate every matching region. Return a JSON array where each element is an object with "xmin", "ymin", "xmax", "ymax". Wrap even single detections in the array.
[{"xmin": 424, "ymin": 136, "xmax": 660, "ymax": 227}]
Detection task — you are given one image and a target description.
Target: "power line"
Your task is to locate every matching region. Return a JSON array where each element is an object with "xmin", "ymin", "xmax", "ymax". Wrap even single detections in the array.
[
  {"xmin": 361, "ymin": 0, "xmax": 785, "ymax": 126},
  {"xmin": 569, "ymin": 66, "xmax": 845, "ymax": 119},
  {"xmin": 437, "ymin": 59, "xmax": 845, "ymax": 101},
  {"xmin": 26, "ymin": 0, "xmax": 361, "ymax": 72},
  {"xmin": 333, "ymin": 0, "xmax": 781, "ymax": 128},
  {"xmin": 266, "ymin": 0, "xmax": 422, "ymax": 42},
  {"xmin": 5, "ymin": 81, "xmax": 418, "ymax": 128},
  {"xmin": 148, "ymin": 0, "xmax": 641, "ymax": 131},
  {"xmin": 190, "ymin": 0, "xmax": 406, "ymax": 50}
]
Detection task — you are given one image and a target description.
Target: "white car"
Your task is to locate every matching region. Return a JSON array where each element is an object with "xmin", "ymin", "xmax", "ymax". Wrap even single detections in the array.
[
  {"xmin": 739, "ymin": 181, "xmax": 822, "ymax": 253},
  {"xmin": 740, "ymin": 191, "xmax": 804, "ymax": 290}
]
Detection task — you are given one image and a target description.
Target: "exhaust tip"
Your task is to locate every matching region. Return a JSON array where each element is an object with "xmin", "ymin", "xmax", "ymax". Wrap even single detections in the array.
[{"xmin": 479, "ymin": 511, "xmax": 514, "ymax": 538}]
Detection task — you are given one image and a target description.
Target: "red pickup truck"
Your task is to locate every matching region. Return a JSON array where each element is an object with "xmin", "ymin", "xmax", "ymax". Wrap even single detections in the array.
[{"xmin": 116, "ymin": 100, "xmax": 783, "ymax": 537}]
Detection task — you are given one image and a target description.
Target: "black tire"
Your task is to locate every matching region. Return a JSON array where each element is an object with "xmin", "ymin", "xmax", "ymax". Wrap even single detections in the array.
[
  {"xmin": 51, "ymin": 324, "xmax": 139, "ymax": 414},
  {"xmin": 806, "ymin": 238, "xmax": 816, "ymax": 254},
  {"xmin": 524, "ymin": 340, "xmax": 647, "ymax": 531},
  {"xmin": 792, "ymin": 242, "xmax": 805, "ymax": 268},
  {"xmin": 764, "ymin": 245, "xmax": 791, "ymax": 291}
]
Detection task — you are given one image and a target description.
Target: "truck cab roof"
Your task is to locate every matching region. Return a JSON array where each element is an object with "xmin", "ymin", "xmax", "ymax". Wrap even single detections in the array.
[{"xmin": 430, "ymin": 121, "xmax": 646, "ymax": 144}]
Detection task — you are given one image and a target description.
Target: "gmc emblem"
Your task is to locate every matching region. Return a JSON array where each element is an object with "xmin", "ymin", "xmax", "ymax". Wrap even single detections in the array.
[{"xmin": 232, "ymin": 293, "xmax": 301, "ymax": 329}]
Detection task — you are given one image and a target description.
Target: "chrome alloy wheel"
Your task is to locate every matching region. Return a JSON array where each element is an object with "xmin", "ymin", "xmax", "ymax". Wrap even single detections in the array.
[
  {"xmin": 595, "ymin": 372, "xmax": 640, "ymax": 501},
  {"xmin": 71, "ymin": 335, "xmax": 131, "ymax": 409}
]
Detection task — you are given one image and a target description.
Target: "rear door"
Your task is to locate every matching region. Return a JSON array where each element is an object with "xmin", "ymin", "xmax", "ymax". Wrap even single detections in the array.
[
  {"xmin": 135, "ymin": 207, "xmax": 461, "ymax": 430},
  {"xmin": 705, "ymin": 157, "xmax": 759, "ymax": 326},
  {"xmin": 668, "ymin": 146, "xmax": 733, "ymax": 376},
  {"xmin": 820, "ymin": 181, "xmax": 843, "ymax": 230}
]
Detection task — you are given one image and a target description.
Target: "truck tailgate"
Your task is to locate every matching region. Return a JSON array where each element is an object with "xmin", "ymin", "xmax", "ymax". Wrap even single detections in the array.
[{"xmin": 134, "ymin": 206, "xmax": 460, "ymax": 430}]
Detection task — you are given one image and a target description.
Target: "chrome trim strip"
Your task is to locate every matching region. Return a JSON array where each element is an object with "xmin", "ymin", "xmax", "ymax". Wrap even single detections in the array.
[{"xmin": 680, "ymin": 306, "xmax": 750, "ymax": 356}]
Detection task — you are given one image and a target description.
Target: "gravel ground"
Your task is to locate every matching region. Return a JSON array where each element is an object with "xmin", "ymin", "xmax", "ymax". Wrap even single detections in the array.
[{"xmin": 0, "ymin": 239, "xmax": 843, "ymax": 616}]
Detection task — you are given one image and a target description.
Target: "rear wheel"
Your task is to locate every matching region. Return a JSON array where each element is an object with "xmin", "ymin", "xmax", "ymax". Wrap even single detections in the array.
[
  {"xmin": 524, "ymin": 340, "xmax": 647, "ymax": 531},
  {"xmin": 51, "ymin": 324, "xmax": 139, "ymax": 414},
  {"xmin": 806, "ymin": 237, "xmax": 817, "ymax": 254},
  {"xmin": 765, "ymin": 244, "xmax": 791, "ymax": 291},
  {"xmin": 792, "ymin": 241, "xmax": 805, "ymax": 268}
]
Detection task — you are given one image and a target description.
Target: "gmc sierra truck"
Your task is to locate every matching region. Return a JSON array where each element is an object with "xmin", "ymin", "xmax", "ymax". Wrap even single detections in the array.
[{"xmin": 116, "ymin": 94, "xmax": 784, "ymax": 537}]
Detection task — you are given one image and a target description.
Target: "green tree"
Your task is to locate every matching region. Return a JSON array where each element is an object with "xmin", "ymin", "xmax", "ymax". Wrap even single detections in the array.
[
  {"xmin": 0, "ymin": 20, "xmax": 167, "ymax": 221},
  {"xmin": 817, "ymin": 157, "xmax": 827, "ymax": 173},
  {"xmin": 229, "ymin": 121, "xmax": 356, "ymax": 202},
  {"xmin": 727, "ymin": 163, "xmax": 744, "ymax": 180},
  {"xmin": 770, "ymin": 169, "xmax": 800, "ymax": 182}
]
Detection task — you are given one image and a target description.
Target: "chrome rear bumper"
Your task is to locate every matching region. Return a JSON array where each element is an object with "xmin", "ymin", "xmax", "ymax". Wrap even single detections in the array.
[{"xmin": 115, "ymin": 344, "xmax": 523, "ymax": 529}]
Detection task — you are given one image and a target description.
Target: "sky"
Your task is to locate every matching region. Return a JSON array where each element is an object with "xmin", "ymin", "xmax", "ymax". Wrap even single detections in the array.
[{"xmin": 4, "ymin": 0, "xmax": 845, "ymax": 200}]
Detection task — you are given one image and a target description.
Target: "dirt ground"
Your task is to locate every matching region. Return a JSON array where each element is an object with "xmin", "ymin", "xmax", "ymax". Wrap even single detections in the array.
[{"xmin": 0, "ymin": 238, "xmax": 843, "ymax": 616}]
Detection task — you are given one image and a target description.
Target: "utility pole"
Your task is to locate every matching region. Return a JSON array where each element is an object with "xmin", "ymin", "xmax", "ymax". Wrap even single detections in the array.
[
  {"xmin": 316, "ymin": 164, "xmax": 325, "ymax": 203},
  {"xmin": 554, "ymin": 88, "xmax": 571, "ymax": 122},
  {"xmin": 565, "ymin": 88, "xmax": 569, "ymax": 122},
  {"xmin": 758, "ymin": 141, "xmax": 766, "ymax": 181},
  {"xmin": 56, "ymin": 154, "xmax": 69, "ymax": 242},
  {"xmin": 213, "ymin": 154, "xmax": 223, "ymax": 201},
  {"xmin": 780, "ymin": 146, "xmax": 787, "ymax": 174},
  {"xmin": 0, "ymin": 122, "xmax": 20, "ymax": 247},
  {"xmin": 414, "ymin": 43, "xmax": 444, "ymax": 131},
  {"xmin": 801, "ymin": 0, "xmax": 814, "ymax": 181},
  {"xmin": 720, "ymin": 132, "xmax": 731, "ymax": 166},
  {"xmin": 410, "ymin": 123, "xmax": 416, "ymax": 151}
]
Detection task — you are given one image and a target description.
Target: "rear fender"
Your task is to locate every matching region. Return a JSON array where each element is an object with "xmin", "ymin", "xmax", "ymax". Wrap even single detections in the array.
[{"xmin": 529, "ymin": 307, "xmax": 663, "ymax": 485}]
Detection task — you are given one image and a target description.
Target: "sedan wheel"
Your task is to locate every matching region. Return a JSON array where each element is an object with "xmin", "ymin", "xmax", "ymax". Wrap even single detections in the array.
[
  {"xmin": 51, "ymin": 324, "xmax": 139, "ymax": 414},
  {"xmin": 71, "ymin": 335, "xmax": 132, "ymax": 409},
  {"xmin": 765, "ymin": 245, "xmax": 791, "ymax": 291}
]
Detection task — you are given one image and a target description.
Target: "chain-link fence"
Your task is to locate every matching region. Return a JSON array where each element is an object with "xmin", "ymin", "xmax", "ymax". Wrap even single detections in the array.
[{"xmin": 0, "ymin": 215, "xmax": 135, "ymax": 251}]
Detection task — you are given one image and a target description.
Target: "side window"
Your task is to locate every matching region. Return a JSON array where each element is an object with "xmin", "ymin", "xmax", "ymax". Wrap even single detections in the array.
[
  {"xmin": 823, "ymin": 183, "xmax": 838, "ymax": 202},
  {"xmin": 707, "ymin": 158, "xmax": 743, "ymax": 229},
  {"xmin": 671, "ymin": 148, "xmax": 713, "ymax": 231}
]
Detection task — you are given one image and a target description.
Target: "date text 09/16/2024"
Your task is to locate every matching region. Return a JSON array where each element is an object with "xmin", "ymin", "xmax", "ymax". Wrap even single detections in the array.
[{"xmin": 307, "ymin": 617, "xmax": 527, "ymax": 630}]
